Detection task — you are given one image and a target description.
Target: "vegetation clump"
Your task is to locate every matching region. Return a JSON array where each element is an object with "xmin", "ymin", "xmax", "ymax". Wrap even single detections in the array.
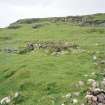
[
  {"xmin": 7, "ymin": 24, "xmax": 21, "ymax": 29},
  {"xmin": 32, "ymin": 23, "xmax": 44, "ymax": 29}
]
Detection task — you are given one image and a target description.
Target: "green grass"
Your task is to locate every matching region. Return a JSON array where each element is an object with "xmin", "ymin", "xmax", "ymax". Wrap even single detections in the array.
[{"xmin": 0, "ymin": 14, "xmax": 105, "ymax": 105}]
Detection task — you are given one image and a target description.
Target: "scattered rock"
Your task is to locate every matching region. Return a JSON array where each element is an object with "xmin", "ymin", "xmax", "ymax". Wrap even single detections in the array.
[
  {"xmin": 73, "ymin": 92, "xmax": 80, "ymax": 97},
  {"xmin": 0, "ymin": 96, "xmax": 11, "ymax": 105},
  {"xmin": 91, "ymin": 81, "xmax": 99, "ymax": 89},
  {"xmin": 100, "ymin": 79, "xmax": 105, "ymax": 89},
  {"xmin": 14, "ymin": 92, "xmax": 20, "ymax": 98},
  {"xmin": 100, "ymin": 60, "xmax": 105, "ymax": 64},
  {"xmin": 93, "ymin": 55, "xmax": 97, "ymax": 60},
  {"xmin": 87, "ymin": 79, "xmax": 95, "ymax": 84},
  {"xmin": 60, "ymin": 51, "xmax": 69, "ymax": 55},
  {"xmin": 61, "ymin": 104, "xmax": 65, "ymax": 105},
  {"xmin": 87, "ymin": 79, "xmax": 99, "ymax": 89},
  {"xmin": 26, "ymin": 42, "xmax": 34, "ymax": 50},
  {"xmin": 72, "ymin": 99, "xmax": 78, "ymax": 104},
  {"xmin": 81, "ymin": 103, "xmax": 84, "ymax": 105},
  {"xmin": 91, "ymin": 72, "xmax": 96, "ymax": 76},
  {"xmin": 84, "ymin": 74, "xmax": 88, "ymax": 77},
  {"xmin": 78, "ymin": 80, "xmax": 84, "ymax": 86},
  {"xmin": 4, "ymin": 48, "xmax": 18, "ymax": 53},
  {"xmin": 98, "ymin": 103, "xmax": 103, "ymax": 105},
  {"xmin": 86, "ymin": 88, "xmax": 105, "ymax": 105},
  {"xmin": 93, "ymin": 62, "xmax": 98, "ymax": 65},
  {"xmin": 0, "ymin": 92, "xmax": 21, "ymax": 105},
  {"xmin": 3, "ymin": 41, "xmax": 79, "ymax": 55},
  {"xmin": 65, "ymin": 93, "xmax": 72, "ymax": 98}
]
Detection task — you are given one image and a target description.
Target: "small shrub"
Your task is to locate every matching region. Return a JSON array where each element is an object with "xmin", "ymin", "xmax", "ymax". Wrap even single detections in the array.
[
  {"xmin": 17, "ymin": 47, "xmax": 28, "ymax": 54},
  {"xmin": 16, "ymin": 18, "xmax": 42, "ymax": 24},
  {"xmin": 86, "ymin": 28, "xmax": 105, "ymax": 34},
  {"xmin": 19, "ymin": 80, "xmax": 35, "ymax": 91},
  {"xmin": 45, "ymin": 82, "xmax": 60, "ymax": 95},
  {"xmin": 4, "ymin": 70, "xmax": 16, "ymax": 79},
  {"xmin": 32, "ymin": 24, "xmax": 43, "ymax": 29},
  {"xmin": 0, "ymin": 36, "xmax": 11, "ymax": 41},
  {"xmin": 7, "ymin": 25, "xmax": 21, "ymax": 29},
  {"xmin": 12, "ymin": 94, "xmax": 24, "ymax": 104}
]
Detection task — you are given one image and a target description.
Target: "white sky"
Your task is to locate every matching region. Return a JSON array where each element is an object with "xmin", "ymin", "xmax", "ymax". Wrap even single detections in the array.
[{"xmin": 0, "ymin": 0, "xmax": 105, "ymax": 27}]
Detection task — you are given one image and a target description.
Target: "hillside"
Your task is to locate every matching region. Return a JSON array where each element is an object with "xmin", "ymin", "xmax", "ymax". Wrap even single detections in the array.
[{"xmin": 0, "ymin": 13, "xmax": 105, "ymax": 105}]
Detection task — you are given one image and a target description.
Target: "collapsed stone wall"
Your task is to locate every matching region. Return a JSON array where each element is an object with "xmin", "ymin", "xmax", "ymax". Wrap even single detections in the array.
[{"xmin": 2, "ymin": 41, "xmax": 79, "ymax": 55}]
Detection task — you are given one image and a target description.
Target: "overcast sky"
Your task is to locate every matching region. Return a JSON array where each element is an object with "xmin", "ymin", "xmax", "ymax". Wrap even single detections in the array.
[{"xmin": 0, "ymin": 0, "xmax": 105, "ymax": 27}]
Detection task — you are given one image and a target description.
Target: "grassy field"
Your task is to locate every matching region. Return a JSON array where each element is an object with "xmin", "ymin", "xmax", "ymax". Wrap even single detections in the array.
[{"xmin": 0, "ymin": 14, "xmax": 105, "ymax": 105}]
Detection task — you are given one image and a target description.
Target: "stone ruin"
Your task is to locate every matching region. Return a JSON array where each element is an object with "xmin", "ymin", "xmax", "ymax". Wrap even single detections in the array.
[
  {"xmin": 86, "ymin": 88, "xmax": 105, "ymax": 105},
  {"xmin": 85, "ymin": 77, "xmax": 105, "ymax": 105},
  {"xmin": 26, "ymin": 41, "xmax": 78, "ymax": 54},
  {"xmin": 3, "ymin": 41, "xmax": 79, "ymax": 55}
]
